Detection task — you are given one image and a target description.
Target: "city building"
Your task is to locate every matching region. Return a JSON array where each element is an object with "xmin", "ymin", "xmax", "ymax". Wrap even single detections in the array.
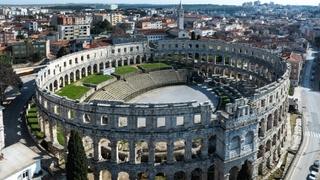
[
  {"xmin": 110, "ymin": 13, "xmax": 124, "ymax": 26},
  {"xmin": 8, "ymin": 40, "xmax": 49, "ymax": 63},
  {"xmin": 0, "ymin": 31, "xmax": 16, "ymax": 45},
  {"xmin": 138, "ymin": 29, "xmax": 168, "ymax": 42},
  {"xmin": 24, "ymin": 21, "xmax": 38, "ymax": 32},
  {"xmin": 58, "ymin": 24, "xmax": 91, "ymax": 40},
  {"xmin": 284, "ymin": 52, "xmax": 303, "ymax": 86},
  {"xmin": 177, "ymin": 2, "xmax": 189, "ymax": 39},
  {"xmin": 0, "ymin": 142, "xmax": 42, "ymax": 180},
  {"xmin": 137, "ymin": 20, "xmax": 163, "ymax": 30}
]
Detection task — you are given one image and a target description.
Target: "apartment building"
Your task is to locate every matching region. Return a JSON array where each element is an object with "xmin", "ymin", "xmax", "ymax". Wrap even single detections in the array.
[{"xmin": 58, "ymin": 24, "xmax": 90, "ymax": 40}]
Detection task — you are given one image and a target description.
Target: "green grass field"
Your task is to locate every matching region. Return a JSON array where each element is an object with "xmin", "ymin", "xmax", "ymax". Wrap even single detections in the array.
[
  {"xmin": 81, "ymin": 74, "xmax": 113, "ymax": 85},
  {"xmin": 139, "ymin": 63, "xmax": 171, "ymax": 70},
  {"xmin": 114, "ymin": 66, "xmax": 138, "ymax": 75},
  {"xmin": 56, "ymin": 84, "xmax": 90, "ymax": 100}
]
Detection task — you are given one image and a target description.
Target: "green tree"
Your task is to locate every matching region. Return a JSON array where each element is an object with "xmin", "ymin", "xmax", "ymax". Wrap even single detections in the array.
[
  {"xmin": 66, "ymin": 130, "xmax": 88, "ymax": 180},
  {"xmin": 91, "ymin": 19, "xmax": 113, "ymax": 35},
  {"xmin": 0, "ymin": 60, "xmax": 22, "ymax": 104},
  {"xmin": 57, "ymin": 47, "xmax": 70, "ymax": 58}
]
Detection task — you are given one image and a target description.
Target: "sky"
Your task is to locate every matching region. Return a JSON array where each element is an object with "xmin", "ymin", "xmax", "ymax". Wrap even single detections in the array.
[{"xmin": 0, "ymin": 0, "xmax": 319, "ymax": 6}]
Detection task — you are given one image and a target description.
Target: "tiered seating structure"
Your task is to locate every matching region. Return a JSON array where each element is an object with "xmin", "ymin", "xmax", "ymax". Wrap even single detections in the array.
[{"xmin": 87, "ymin": 69, "xmax": 188, "ymax": 102}]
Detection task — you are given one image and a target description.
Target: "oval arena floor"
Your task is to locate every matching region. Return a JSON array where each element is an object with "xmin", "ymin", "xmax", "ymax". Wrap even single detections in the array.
[{"xmin": 128, "ymin": 85, "xmax": 219, "ymax": 109}]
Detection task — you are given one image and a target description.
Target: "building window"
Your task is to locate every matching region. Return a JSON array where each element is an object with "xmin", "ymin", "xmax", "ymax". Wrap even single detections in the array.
[
  {"xmin": 119, "ymin": 117, "xmax": 128, "ymax": 127},
  {"xmin": 101, "ymin": 115, "xmax": 109, "ymax": 125},
  {"xmin": 137, "ymin": 117, "xmax": 146, "ymax": 128},
  {"xmin": 83, "ymin": 114, "xmax": 91, "ymax": 123},
  {"xmin": 194, "ymin": 114, "xmax": 201, "ymax": 124},
  {"xmin": 157, "ymin": 117, "xmax": 165, "ymax": 127},
  {"xmin": 68, "ymin": 110, "xmax": 75, "ymax": 119},
  {"xmin": 176, "ymin": 116, "xmax": 184, "ymax": 126}
]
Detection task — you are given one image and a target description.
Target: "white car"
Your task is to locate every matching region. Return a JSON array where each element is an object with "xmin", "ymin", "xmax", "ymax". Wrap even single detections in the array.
[{"xmin": 307, "ymin": 174, "xmax": 316, "ymax": 180}]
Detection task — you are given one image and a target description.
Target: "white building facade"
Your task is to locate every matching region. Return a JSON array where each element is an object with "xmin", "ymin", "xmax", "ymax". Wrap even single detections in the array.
[{"xmin": 58, "ymin": 24, "xmax": 91, "ymax": 40}]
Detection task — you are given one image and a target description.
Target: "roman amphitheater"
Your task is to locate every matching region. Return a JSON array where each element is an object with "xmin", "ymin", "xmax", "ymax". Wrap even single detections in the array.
[{"xmin": 35, "ymin": 39, "xmax": 290, "ymax": 180}]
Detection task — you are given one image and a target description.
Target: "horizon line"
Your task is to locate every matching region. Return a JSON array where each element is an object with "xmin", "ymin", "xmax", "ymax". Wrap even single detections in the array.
[{"xmin": 0, "ymin": 2, "xmax": 318, "ymax": 6}]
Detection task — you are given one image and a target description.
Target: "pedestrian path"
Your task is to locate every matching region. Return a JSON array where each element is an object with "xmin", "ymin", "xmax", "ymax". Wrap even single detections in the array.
[{"xmin": 305, "ymin": 131, "xmax": 320, "ymax": 138}]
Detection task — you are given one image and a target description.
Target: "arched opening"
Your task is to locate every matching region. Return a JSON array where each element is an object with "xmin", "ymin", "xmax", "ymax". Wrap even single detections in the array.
[
  {"xmin": 81, "ymin": 67, "xmax": 86, "ymax": 78},
  {"xmin": 258, "ymin": 163, "xmax": 263, "ymax": 175},
  {"xmin": 93, "ymin": 64, "xmax": 98, "ymax": 73},
  {"xmin": 70, "ymin": 72, "xmax": 74, "ymax": 83},
  {"xmin": 174, "ymin": 140, "xmax": 185, "ymax": 162},
  {"xmin": 64, "ymin": 74, "xmax": 69, "ymax": 85},
  {"xmin": 83, "ymin": 114, "xmax": 91, "ymax": 123},
  {"xmin": 87, "ymin": 66, "xmax": 92, "ymax": 75},
  {"xmin": 75, "ymin": 69, "xmax": 80, "ymax": 80},
  {"xmin": 135, "ymin": 140, "xmax": 149, "ymax": 164},
  {"xmin": 118, "ymin": 172, "xmax": 129, "ymax": 180},
  {"xmin": 59, "ymin": 77, "xmax": 64, "ymax": 88},
  {"xmin": 272, "ymin": 134, "xmax": 277, "ymax": 146},
  {"xmin": 82, "ymin": 136, "xmax": 94, "ymax": 158},
  {"xmin": 238, "ymin": 160, "xmax": 253, "ymax": 178},
  {"xmin": 207, "ymin": 164, "xmax": 215, "ymax": 180},
  {"xmin": 273, "ymin": 110, "xmax": 278, "ymax": 127},
  {"xmin": 137, "ymin": 172, "xmax": 148, "ymax": 180},
  {"xmin": 191, "ymin": 168, "xmax": 202, "ymax": 180},
  {"xmin": 230, "ymin": 136, "xmax": 240, "ymax": 157},
  {"xmin": 266, "ymin": 140, "xmax": 271, "ymax": 152},
  {"xmin": 130, "ymin": 57, "xmax": 134, "ymax": 64},
  {"xmin": 53, "ymin": 80, "xmax": 58, "ymax": 91},
  {"xmin": 244, "ymin": 131, "xmax": 254, "ymax": 151},
  {"xmin": 136, "ymin": 55, "xmax": 141, "ymax": 64},
  {"xmin": 174, "ymin": 171, "xmax": 186, "ymax": 180},
  {"xmin": 49, "ymin": 83, "xmax": 53, "ymax": 92},
  {"xmin": 267, "ymin": 114, "xmax": 273, "ymax": 131},
  {"xmin": 258, "ymin": 145, "xmax": 264, "ymax": 158},
  {"xmin": 208, "ymin": 136, "xmax": 217, "ymax": 155},
  {"xmin": 155, "ymin": 141, "xmax": 167, "ymax": 163},
  {"xmin": 192, "ymin": 138, "xmax": 203, "ymax": 159},
  {"xmin": 229, "ymin": 166, "xmax": 239, "ymax": 180},
  {"xmin": 99, "ymin": 138, "xmax": 111, "ymax": 160},
  {"xmin": 258, "ymin": 118, "xmax": 265, "ymax": 137},
  {"xmin": 100, "ymin": 170, "xmax": 112, "ymax": 180},
  {"xmin": 195, "ymin": 53, "xmax": 200, "ymax": 60},
  {"xmin": 99, "ymin": 62, "xmax": 104, "ymax": 71},
  {"xmin": 117, "ymin": 140, "xmax": 129, "ymax": 163},
  {"xmin": 155, "ymin": 172, "xmax": 166, "ymax": 180},
  {"xmin": 124, "ymin": 58, "xmax": 128, "ymax": 66}
]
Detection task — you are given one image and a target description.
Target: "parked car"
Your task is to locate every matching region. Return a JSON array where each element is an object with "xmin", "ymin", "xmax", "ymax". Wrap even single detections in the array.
[
  {"xmin": 313, "ymin": 160, "xmax": 320, "ymax": 172},
  {"xmin": 307, "ymin": 173, "xmax": 316, "ymax": 180}
]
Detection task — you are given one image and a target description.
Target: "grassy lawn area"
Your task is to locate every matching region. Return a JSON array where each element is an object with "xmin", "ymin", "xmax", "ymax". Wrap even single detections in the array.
[
  {"xmin": 57, "ymin": 124, "xmax": 65, "ymax": 146},
  {"xmin": 114, "ymin": 66, "xmax": 138, "ymax": 75},
  {"xmin": 26, "ymin": 104, "xmax": 45, "ymax": 139},
  {"xmin": 139, "ymin": 63, "xmax": 171, "ymax": 70},
  {"xmin": 81, "ymin": 74, "xmax": 113, "ymax": 85},
  {"xmin": 56, "ymin": 84, "xmax": 90, "ymax": 100}
]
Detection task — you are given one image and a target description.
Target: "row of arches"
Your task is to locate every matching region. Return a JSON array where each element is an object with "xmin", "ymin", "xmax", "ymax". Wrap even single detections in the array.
[
  {"xmin": 46, "ymin": 55, "xmax": 148, "ymax": 92},
  {"xmin": 80, "ymin": 135, "xmax": 217, "ymax": 164},
  {"xmin": 229, "ymin": 131, "xmax": 254, "ymax": 158},
  {"xmin": 258, "ymin": 105, "xmax": 286, "ymax": 138},
  {"xmin": 96, "ymin": 165, "xmax": 216, "ymax": 180}
]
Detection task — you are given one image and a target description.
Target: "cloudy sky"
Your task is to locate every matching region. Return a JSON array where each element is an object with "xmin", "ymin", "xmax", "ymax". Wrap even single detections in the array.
[{"xmin": 0, "ymin": 0, "xmax": 319, "ymax": 6}]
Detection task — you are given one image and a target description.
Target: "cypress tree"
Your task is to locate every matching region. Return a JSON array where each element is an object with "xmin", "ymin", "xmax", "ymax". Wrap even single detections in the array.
[{"xmin": 66, "ymin": 130, "xmax": 88, "ymax": 180}]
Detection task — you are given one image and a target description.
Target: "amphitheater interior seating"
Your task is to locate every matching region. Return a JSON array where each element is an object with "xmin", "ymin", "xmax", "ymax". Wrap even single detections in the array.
[{"xmin": 88, "ymin": 69, "xmax": 187, "ymax": 102}]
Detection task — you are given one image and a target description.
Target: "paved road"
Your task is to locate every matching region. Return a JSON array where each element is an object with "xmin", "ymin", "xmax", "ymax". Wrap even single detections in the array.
[
  {"xmin": 288, "ymin": 48, "xmax": 320, "ymax": 180},
  {"xmin": 3, "ymin": 74, "xmax": 37, "ymax": 147}
]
